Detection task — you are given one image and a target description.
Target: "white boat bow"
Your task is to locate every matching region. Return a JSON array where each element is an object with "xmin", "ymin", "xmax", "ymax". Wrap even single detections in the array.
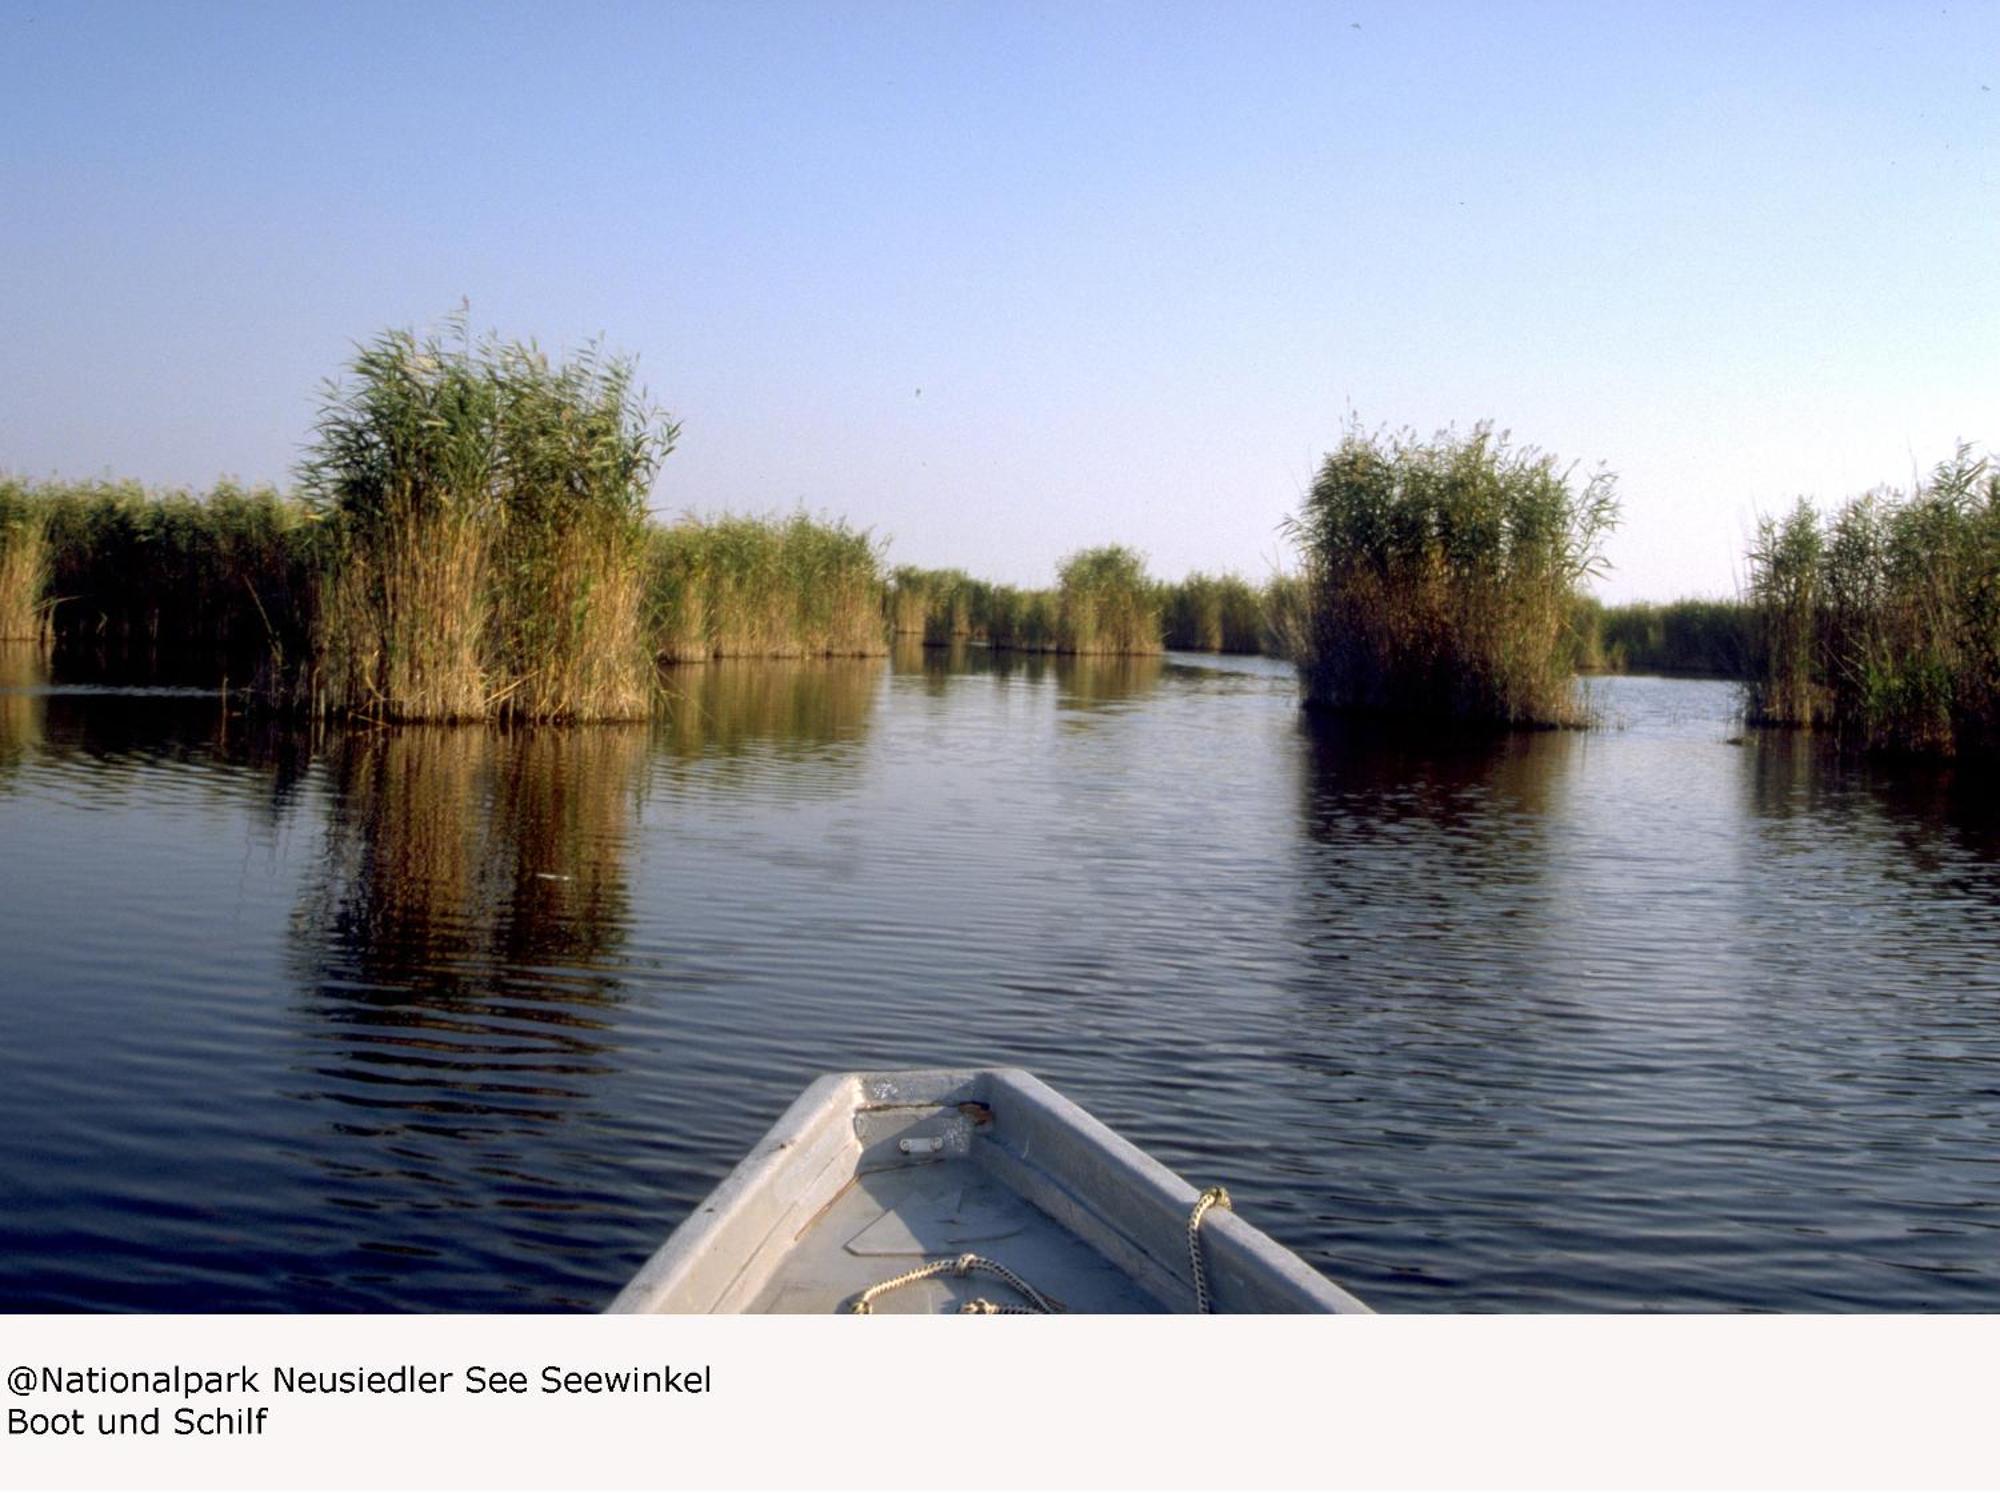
[{"xmin": 607, "ymin": 1067, "xmax": 1370, "ymax": 1315}]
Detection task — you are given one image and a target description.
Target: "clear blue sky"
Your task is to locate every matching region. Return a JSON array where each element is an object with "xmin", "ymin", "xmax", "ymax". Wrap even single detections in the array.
[{"xmin": 2, "ymin": 0, "xmax": 1994, "ymax": 601}]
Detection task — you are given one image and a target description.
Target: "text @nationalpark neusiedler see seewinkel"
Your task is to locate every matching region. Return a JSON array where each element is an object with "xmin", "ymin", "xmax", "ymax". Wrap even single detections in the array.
[{"xmin": 6, "ymin": 1360, "xmax": 714, "ymax": 1439}]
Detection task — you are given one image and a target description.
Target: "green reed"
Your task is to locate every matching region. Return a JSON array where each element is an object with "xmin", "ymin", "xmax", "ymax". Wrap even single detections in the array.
[
  {"xmin": 1746, "ymin": 445, "xmax": 2000, "ymax": 756},
  {"xmin": 1160, "ymin": 571, "xmax": 1265, "ymax": 653},
  {"xmin": 1257, "ymin": 573, "xmax": 1308, "ymax": 660},
  {"xmin": 1285, "ymin": 423, "xmax": 1618, "ymax": 726},
  {"xmin": 650, "ymin": 512, "xmax": 886, "ymax": 661},
  {"xmin": 1055, "ymin": 545, "xmax": 1162, "ymax": 655},
  {"xmin": 886, "ymin": 566, "xmax": 985, "ymax": 644},
  {"xmin": 302, "ymin": 321, "xmax": 677, "ymax": 722},
  {"xmin": 1579, "ymin": 597, "xmax": 1754, "ymax": 676},
  {"xmin": 8, "ymin": 478, "xmax": 315, "ymax": 674},
  {"xmin": 985, "ymin": 584, "xmax": 1060, "ymax": 651},
  {"xmin": 487, "ymin": 339, "xmax": 668, "ymax": 721},
  {"xmin": 302, "ymin": 323, "xmax": 507, "ymax": 720},
  {"xmin": 0, "ymin": 480, "xmax": 50, "ymax": 642}
]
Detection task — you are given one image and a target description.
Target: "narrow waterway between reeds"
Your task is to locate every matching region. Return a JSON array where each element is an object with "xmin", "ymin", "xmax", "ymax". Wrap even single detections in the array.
[{"xmin": 2, "ymin": 641, "xmax": 1996, "ymax": 1311}]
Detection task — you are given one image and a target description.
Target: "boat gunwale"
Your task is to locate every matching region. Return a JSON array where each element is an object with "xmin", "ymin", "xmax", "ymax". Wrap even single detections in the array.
[{"xmin": 604, "ymin": 1067, "xmax": 1369, "ymax": 1315}]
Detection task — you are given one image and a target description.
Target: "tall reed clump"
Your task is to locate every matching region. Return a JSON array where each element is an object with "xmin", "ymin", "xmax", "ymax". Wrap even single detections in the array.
[
  {"xmin": 986, "ymin": 585, "xmax": 1059, "ymax": 650},
  {"xmin": 649, "ymin": 512, "xmax": 886, "ymax": 661},
  {"xmin": 488, "ymin": 341, "xmax": 670, "ymax": 720},
  {"xmin": 648, "ymin": 521, "xmax": 723, "ymax": 662},
  {"xmin": 782, "ymin": 513, "xmax": 890, "ymax": 656},
  {"xmin": 886, "ymin": 566, "xmax": 984, "ymax": 644},
  {"xmin": 0, "ymin": 480, "xmax": 49, "ymax": 642},
  {"xmin": 1161, "ymin": 571, "xmax": 1264, "ymax": 653},
  {"xmin": 1747, "ymin": 445, "xmax": 2000, "ymax": 756},
  {"xmin": 1746, "ymin": 501, "xmax": 1827, "ymax": 728},
  {"xmin": 1055, "ymin": 545, "xmax": 1162, "ymax": 655},
  {"xmin": 302, "ymin": 322, "xmax": 676, "ymax": 722},
  {"xmin": 1286, "ymin": 423, "xmax": 1618, "ymax": 726},
  {"xmin": 302, "ymin": 328, "xmax": 502, "ymax": 720},
  {"xmin": 886, "ymin": 566, "xmax": 930, "ymax": 636}
]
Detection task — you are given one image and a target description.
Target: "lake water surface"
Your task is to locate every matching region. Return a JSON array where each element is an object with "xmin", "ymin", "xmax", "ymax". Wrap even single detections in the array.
[{"xmin": 2, "ymin": 641, "xmax": 1996, "ymax": 1312}]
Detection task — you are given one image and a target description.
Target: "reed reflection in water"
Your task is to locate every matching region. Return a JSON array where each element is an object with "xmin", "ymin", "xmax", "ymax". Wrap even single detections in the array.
[
  {"xmin": 887, "ymin": 637, "xmax": 1164, "ymax": 715},
  {"xmin": 655, "ymin": 656, "xmax": 882, "ymax": 764},
  {"xmin": 1269, "ymin": 683, "xmax": 2000, "ymax": 1311},
  {"xmin": 275, "ymin": 659, "xmax": 893, "ymax": 1307},
  {"xmin": 278, "ymin": 726, "xmax": 650, "ymax": 1305},
  {"xmin": 5, "ymin": 662, "xmax": 2000, "ymax": 1312},
  {"xmin": 0, "ymin": 640, "xmax": 45, "ymax": 775}
]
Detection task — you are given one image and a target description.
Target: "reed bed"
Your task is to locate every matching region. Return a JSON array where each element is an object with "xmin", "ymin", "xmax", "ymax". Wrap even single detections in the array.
[
  {"xmin": 651, "ymin": 513, "xmax": 886, "ymax": 661},
  {"xmin": 303, "ymin": 324, "xmax": 676, "ymax": 722},
  {"xmin": 1577, "ymin": 598, "xmax": 1754, "ymax": 676},
  {"xmin": 10, "ymin": 475, "xmax": 887, "ymax": 701},
  {"xmin": 1257, "ymin": 573, "xmax": 1309, "ymax": 660},
  {"xmin": 7, "ymin": 479, "xmax": 315, "ymax": 669},
  {"xmin": 21, "ymin": 308, "xmax": 1327, "ymax": 700},
  {"xmin": 303, "ymin": 330, "xmax": 506, "ymax": 722},
  {"xmin": 1056, "ymin": 545, "xmax": 1163, "ymax": 655},
  {"xmin": 885, "ymin": 566, "xmax": 986, "ymax": 644},
  {"xmin": 488, "ymin": 343, "xmax": 663, "ymax": 721},
  {"xmin": 1748, "ymin": 500, "xmax": 1827, "ymax": 730},
  {"xmin": 1160, "ymin": 571, "xmax": 1265, "ymax": 653},
  {"xmin": 884, "ymin": 563, "xmax": 1299, "ymax": 658},
  {"xmin": 0, "ymin": 481, "xmax": 50, "ymax": 642},
  {"xmin": 1285, "ymin": 424, "xmax": 1618, "ymax": 726},
  {"xmin": 985, "ymin": 585, "xmax": 1060, "ymax": 651},
  {"xmin": 885, "ymin": 567, "xmax": 932, "ymax": 637},
  {"xmin": 1746, "ymin": 444, "xmax": 2000, "ymax": 756}
]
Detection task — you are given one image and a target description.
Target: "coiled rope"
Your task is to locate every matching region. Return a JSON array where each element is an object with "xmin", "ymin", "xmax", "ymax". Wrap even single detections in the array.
[
  {"xmin": 849, "ymin": 1252, "xmax": 1062, "ymax": 1315},
  {"xmin": 847, "ymin": 1186, "xmax": 1234, "ymax": 1315}
]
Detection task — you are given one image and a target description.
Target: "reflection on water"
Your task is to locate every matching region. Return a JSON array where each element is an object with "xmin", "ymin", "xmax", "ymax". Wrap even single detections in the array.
[
  {"xmin": 278, "ymin": 729, "xmax": 650, "ymax": 1303},
  {"xmin": 2, "ymin": 664, "xmax": 1999, "ymax": 1312},
  {"xmin": 1292, "ymin": 718, "xmax": 1570, "ymax": 998},
  {"xmin": 1745, "ymin": 727, "xmax": 2000, "ymax": 875},
  {"xmin": 891, "ymin": 633, "xmax": 959, "ymax": 688},
  {"xmin": 1053, "ymin": 652, "xmax": 1163, "ymax": 714},
  {"xmin": 887, "ymin": 638, "xmax": 1164, "ymax": 714},
  {"xmin": 304, "ymin": 726, "xmax": 645, "ymax": 993},
  {"xmin": 1300, "ymin": 716, "xmax": 1569, "ymax": 830},
  {"xmin": 0, "ymin": 641, "xmax": 44, "ymax": 773},
  {"xmin": 656, "ymin": 657, "xmax": 881, "ymax": 763}
]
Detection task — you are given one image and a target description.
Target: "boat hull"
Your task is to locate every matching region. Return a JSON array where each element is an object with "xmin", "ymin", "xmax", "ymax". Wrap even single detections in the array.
[{"xmin": 607, "ymin": 1068, "xmax": 1370, "ymax": 1315}]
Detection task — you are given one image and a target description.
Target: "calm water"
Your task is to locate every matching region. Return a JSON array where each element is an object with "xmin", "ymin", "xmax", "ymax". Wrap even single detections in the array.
[{"xmin": 2, "ymin": 641, "xmax": 1997, "ymax": 1313}]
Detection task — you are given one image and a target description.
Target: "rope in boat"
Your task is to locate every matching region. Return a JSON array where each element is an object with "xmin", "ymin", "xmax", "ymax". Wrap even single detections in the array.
[
  {"xmin": 848, "ymin": 1252, "xmax": 1061, "ymax": 1315},
  {"xmin": 1187, "ymin": 1185, "xmax": 1231, "ymax": 1315},
  {"xmin": 847, "ymin": 1186, "xmax": 1234, "ymax": 1315}
]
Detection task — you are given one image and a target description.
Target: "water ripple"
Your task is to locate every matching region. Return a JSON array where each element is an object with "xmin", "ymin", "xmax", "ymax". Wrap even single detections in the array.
[{"xmin": 3, "ymin": 662, "xmax": 1998, "ymax": 1310}]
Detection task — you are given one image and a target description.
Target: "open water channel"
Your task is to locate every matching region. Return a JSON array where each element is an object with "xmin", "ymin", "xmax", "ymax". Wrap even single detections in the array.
[{"xmin": 2, "ymin": 642, "xmax": 1995, "ymax": 1311}]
